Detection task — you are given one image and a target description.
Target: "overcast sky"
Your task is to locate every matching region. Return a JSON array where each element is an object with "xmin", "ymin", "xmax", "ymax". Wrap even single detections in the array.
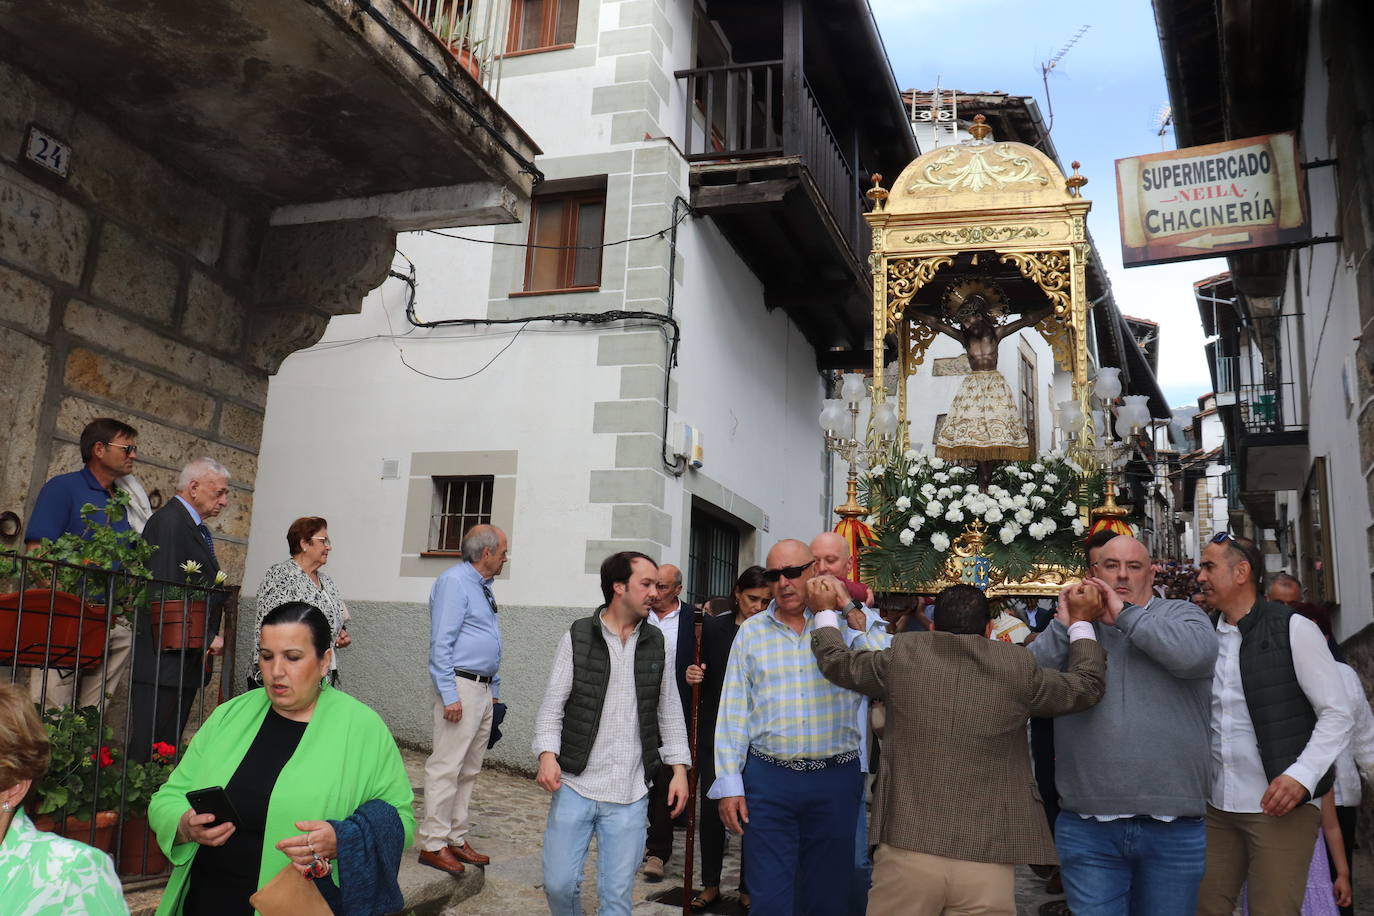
[{"xmin": 869, "ymin": 0, "xmax": 1222, "ymax": 410}]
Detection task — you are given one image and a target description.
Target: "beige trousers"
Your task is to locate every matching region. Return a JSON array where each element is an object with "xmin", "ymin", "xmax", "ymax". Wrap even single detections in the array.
[
  {"xmin": 1196, "ymin": 802, "xmax": 1321, "ymax": 916},
  {"xmin": 866, "ymin": 843, "xmax": 1015, "ymax": 916},
  {"xmin": 417, "ymin": 675, "xmax": 493, "ymax": 852},
  {"xmin": 29, "ymin": 621, "xmax": 133, "ymax": 710}
]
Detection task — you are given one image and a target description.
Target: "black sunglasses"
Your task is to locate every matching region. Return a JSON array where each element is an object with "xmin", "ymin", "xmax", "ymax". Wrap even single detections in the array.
[
  {"xmin": 762, "ymin": 560, "xmax": 815, "ymax": 584},
  {"xmin": 1211, "ymin": 531, "xmax": 1234, "ymax": 544}
]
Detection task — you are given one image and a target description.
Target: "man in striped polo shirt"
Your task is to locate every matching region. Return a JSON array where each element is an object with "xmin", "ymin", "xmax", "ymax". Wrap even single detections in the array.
[{"xmin": 709, "ymin": 538, "xmax": 890, "ymax": 914}]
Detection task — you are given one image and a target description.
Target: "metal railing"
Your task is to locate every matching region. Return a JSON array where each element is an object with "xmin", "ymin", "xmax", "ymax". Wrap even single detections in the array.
[
  {"xmin": 1238, "ymin": 381, "xmax": 1305, "ymax": 434},
  {"xmin": 1, "ymin": 552, "xmax": 236, "ymax": 884},
  {"xmin": 1214, "ymin": 355, "xmax": 1238, "ymax": 394},
  {"xmin": 404, "ymin": 0, "xmax": 510, "ymax": 98},
  {"xmin": 674, "ymin": 61, "xmax": 867, "ymax": 259}
]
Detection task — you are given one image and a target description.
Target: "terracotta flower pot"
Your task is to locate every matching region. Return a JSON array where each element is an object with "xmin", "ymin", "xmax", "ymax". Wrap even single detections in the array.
[
  {"xmin": 0, "ymin": 590, "xmax": 109, "ymax": 668},
  {"xmin": 34, "ymin": 809, "xmax": 120, "ymax": 853},
  {"xmin": 117, "ymin": 815, "xmax": 170, "ymax": 876},
  {"xmin": 148, "ymin": 599, "xmax": 208, "ymax": 650}
]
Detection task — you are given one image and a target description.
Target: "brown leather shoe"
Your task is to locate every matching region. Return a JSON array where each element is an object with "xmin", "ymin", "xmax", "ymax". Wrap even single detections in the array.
[
  {"xmin": 448, "ymin": 841, "xmax": 491, "ymax": 866},
  {"xmin": 418, "ymin": 847, "xmax": 466, "ymax": 875}
]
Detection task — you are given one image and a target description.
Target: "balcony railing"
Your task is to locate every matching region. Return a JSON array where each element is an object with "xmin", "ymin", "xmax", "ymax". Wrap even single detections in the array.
[
  {"xmin": 405, "ymin": 0, "xmax": 510, "ymax": 98},
  {"xmin": 675, "ymin": 61, "xmax": 868, "ymax": 260},
  {"xmin": 1215, "ymin": 355, "xmax": 1238, "ymax": 394},
  {"xmin": 1, "ymin": 552, "xmax": 237, "ymax": 884},
  {"xmin": 1238, "ymin": 381, "xmax": 1305, "ymax": 434}
]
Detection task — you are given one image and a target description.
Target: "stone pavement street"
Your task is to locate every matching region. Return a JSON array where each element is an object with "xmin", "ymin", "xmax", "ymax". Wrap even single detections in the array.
[{"xmin": 411, "ymin": 751, "xmax": 1066, "ymax": 915}]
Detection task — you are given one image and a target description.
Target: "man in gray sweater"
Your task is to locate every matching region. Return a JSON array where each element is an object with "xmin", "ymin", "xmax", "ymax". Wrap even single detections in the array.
[{"xmin": 1030, "ymin": 535, "xmax": 1218, "ymax": 914}]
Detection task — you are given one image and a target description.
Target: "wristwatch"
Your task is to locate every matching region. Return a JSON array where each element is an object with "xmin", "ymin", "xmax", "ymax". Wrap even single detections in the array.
[{"xmin": 847, "ymin": 598, "xmax": 864, "ymax": 613}]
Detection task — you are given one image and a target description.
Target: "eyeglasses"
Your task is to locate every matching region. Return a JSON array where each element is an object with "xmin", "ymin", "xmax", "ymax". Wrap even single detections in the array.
[
  {"xmin": 762, "ymin": 560, "xmax": 815, "ymax": 583},
  {"xmin": 102, "ymin": 442, "xmax": 137, "ymax": 456},
  {"xmin": 309, "ymin": 536, "xmax": 332, "ymax": 547},
  {"xmin": 1211, "ymin": 531, "xmax": 1234, "ymax": 544}
]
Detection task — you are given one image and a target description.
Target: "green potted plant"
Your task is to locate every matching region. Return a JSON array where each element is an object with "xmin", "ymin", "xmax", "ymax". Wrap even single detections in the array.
[
  {"xmin": 30, "ymin": 705, "xmax": 124, "ymax": 852},
  {"xmin": 117, "ymin": 741, "xmax": 178, "ymax": 875},
  {"xmin": 147, "ymin": 559, "xmax": 227, "ymax": 651},
  {"xmin": 0, "ymin": 491, "xmax": 154, "ymax": 668}
]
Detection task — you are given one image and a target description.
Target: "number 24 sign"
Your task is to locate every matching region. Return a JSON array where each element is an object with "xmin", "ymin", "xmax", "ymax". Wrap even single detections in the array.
[{"xmin": 25, "ymin": 125, "xmax": 70, "ymax": 179}]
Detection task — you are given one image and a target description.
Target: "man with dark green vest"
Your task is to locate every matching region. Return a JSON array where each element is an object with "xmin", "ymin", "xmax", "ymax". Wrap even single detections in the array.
[
  {"xmin": 532, "ymin": 551, "xmax": 690, "ymax": 916},
  {"xmin": 1196, "ymin": 533, "xmax": 1352, "ymax": 916}
]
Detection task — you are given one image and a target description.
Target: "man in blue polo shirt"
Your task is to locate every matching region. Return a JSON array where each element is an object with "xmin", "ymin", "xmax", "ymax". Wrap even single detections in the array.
[{"xmin": 26, "ymin": 417, "xmax": 139, "ymax": 709}]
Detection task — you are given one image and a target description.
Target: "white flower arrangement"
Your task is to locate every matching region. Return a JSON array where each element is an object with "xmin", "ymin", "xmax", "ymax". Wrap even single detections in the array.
[{"xmin": 860, "ymin": 447, "xmax": 1105, "ymax": 590}]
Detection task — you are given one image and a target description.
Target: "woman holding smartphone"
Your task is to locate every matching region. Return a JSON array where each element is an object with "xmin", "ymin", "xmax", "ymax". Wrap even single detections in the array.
[{"xmin": 150, "ymin": 602, "xmax": 413, "ymax": 915}]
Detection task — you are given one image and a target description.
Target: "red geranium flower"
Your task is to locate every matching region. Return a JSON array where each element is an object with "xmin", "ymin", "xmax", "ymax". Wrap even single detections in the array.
[
  {"xmin": 151, "ymin": 742, "xmax": 177, "ymax": 760},
  {"xmin": 90, "ymin": 746, "xmax": 115, "ymax": 768}
]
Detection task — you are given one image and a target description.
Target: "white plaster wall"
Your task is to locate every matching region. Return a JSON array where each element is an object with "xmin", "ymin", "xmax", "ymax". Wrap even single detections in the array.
[
  {"xmin": 1290, "ymin": 19, "xmax": 1374, "ymax": 635},
  {"xmin": 666, "ymin": 217, "xmax": 829, "ymax": 559}
]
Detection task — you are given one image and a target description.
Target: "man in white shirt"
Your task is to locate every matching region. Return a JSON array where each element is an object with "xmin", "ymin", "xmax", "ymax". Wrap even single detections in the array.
[
  {"xmin": 533, "ymin": 551, "xmax": 690, "ymax": 916},
  {"xmin": 1195, "ymin": 533, "xmax": 1353, "ymax": 916}
]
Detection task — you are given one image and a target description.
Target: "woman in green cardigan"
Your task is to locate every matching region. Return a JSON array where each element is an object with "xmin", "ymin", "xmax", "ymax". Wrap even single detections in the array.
[{"xmin": 149, "ymin": 602, "xmax": 414, "ymax": 915}]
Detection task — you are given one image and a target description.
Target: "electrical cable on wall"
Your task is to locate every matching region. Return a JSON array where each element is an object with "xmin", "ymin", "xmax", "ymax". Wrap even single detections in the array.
[
  {"xmin": 341, "ymin": 0, "xmax": 544, "ymax": 182},
  {"xmin": 392, "ymin": 196, "xmax": 697, "ymax": 474}
]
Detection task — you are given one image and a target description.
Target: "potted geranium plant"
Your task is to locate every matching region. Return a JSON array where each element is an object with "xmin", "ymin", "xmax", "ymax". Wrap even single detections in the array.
[
  {"xmin": 116, "ymin": 741, "xmax": 178, "ymax": 875},
  {"xmin": 0, "ymin": 491, "xmax": 153, "ymax": 668},
  {"xmin": 30, "ymin": 705, "xmax": 123, "ymax": 852},
  {"xmin": 147, "ymin": 559, "xmax": 227, "ymax": 651}
]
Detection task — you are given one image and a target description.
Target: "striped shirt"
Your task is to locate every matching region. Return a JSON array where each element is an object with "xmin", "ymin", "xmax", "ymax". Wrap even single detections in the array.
[{"xmin": 708, "ymin": 602, "xmax": 889, "ymax": 799}]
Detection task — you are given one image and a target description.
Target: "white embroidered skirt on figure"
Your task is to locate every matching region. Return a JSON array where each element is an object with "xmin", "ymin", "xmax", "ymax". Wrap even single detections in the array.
[{"xmin": 934, "ymin": 369, "xmax": 1032, "ymax": 461}]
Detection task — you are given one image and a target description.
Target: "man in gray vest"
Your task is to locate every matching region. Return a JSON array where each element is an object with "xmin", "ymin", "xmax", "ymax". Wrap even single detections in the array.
[
  {"xmin": 1195, "ymin": 533, "xmax": 1352, "ymax": 915},
  {"xmin": 1030, "ymin": 534, "xmax": 1217, "ymax": 914},
  {"xmin": 533, "ymin": 551, "xmax": 690, "ymax": 916}
]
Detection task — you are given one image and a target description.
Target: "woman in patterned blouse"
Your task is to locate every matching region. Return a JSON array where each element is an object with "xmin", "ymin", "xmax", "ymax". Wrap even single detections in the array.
[
  {"xmin": 0, "ymin": 683, "xmax": 128, "ymax": 915},
  {"xmin": 251, "ymin": 516, "xmax": 351, "ymax": 684}
]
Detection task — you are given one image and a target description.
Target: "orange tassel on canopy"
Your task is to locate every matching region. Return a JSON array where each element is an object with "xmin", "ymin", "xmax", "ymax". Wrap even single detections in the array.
[{"xmin": 833, "ymin": 516, "xmax": 875, "ymax": 580}]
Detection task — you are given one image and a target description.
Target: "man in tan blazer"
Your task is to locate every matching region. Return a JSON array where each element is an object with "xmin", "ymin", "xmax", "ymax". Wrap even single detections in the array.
[{"xmin": 809, "ymin": 580, "xmax": 1108, "ymax": 916}]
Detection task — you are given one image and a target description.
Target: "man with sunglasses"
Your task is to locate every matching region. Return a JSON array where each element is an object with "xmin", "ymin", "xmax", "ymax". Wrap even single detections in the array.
[
  {"xmin": 24, "ymin": 417, "xmax": 141, "ymax": 710},
  {"xmin": 1029, "ymin": 534, "xmax": 1218, "ymax": 914},
  {"xmin": 1195, "ymin": 532, "xmax": 1352, "ymax": 916},
  {"xmin": 709, "ymin": 539, "xmax": 890, "ymax": 915}
]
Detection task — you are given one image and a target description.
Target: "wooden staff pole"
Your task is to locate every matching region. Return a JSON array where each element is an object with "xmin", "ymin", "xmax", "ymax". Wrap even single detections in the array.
[{"xmin": 681, "ymin": 610, "xmax": 703, "ymax": 914}]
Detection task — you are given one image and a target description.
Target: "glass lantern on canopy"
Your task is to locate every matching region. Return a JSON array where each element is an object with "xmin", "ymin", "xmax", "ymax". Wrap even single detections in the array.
[
  {"xmin": 1053, "ymin": 365, "xmax": 1157, "ymax": 537},
  {"xmin": 820, "ymin": 373, "xmax": 897, "ymax": 522}
]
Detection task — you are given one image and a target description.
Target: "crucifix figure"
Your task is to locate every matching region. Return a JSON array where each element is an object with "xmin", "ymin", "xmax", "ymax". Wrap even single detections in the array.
[{"xmin": 910, "ymin": 280, "xmax": 1056, "ymax": 462}]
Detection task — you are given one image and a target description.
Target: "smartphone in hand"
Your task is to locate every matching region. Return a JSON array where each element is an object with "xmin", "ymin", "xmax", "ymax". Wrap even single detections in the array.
[{"xmin": 186, "ymin": 786, "xmax": 241, "ymax": 827}]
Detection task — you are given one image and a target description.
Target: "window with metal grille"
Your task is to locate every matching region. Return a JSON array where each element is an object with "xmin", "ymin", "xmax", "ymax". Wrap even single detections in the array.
[
  {"xmin": 507, "ymin": 0, "xmax": 578, "ymax": 53},
  {"xmin": 1019, "ymin": 352, "xmax": 1037, "ymax": 448},
  {"xmin": 522, "ymin": 190, "xmax": 605, "ymax": 293},
  {"xmin": 688, "ymin": 508, "xmax": 740, "ymax": 609},
  {"xmin": 430, "ymin": 475, "xmax": 494, "ymax": 552}
]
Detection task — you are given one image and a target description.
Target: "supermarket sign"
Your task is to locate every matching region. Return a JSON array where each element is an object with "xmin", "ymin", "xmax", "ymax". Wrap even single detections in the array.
[{"xmin": 1116, "ymin": 132, "xmax": 1309, "ymax": 267}]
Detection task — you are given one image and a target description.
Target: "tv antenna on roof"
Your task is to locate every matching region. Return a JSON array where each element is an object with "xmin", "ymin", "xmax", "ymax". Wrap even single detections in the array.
[
  {"xmin": 1039, "ymin": 24, "xmax": 1091, "ymax": 135},
  {"xmin": 1152, "ymin": 103, "xmax": 1174, "ymax": 149}
]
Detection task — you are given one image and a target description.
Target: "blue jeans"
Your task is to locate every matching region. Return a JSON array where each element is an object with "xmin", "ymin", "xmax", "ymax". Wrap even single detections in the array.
[
  {"xmin": 1055, "ymin": 812, "xmax": 1207, "ymax": 915},
  {"xmin": 743, "ymin": 753, "xmax": 861, "ymax": 915},
  {"xmin": 849, "ymin": 795, "xmax": 872, "ymax": 915},
  {"xmin": 542, "ymin": 785, "xmax": 648, "ymax": 916}
]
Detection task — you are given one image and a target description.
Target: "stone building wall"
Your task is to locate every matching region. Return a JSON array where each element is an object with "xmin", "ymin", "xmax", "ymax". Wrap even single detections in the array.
[{"xmin": 0, "ymin": 58, "xmax": 391, "ymax": 582}]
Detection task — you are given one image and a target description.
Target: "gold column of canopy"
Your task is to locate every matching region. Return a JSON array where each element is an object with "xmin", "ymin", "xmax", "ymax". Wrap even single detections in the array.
[{"xmin": 863, "ymin": 115, "xmax": 1095, "ymax": 461}]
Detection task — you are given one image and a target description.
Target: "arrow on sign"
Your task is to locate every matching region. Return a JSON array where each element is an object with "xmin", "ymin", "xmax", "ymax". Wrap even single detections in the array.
[{"xmin": 1178, "ymin": 231, "xmax": 1251, "ymax": 250}]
